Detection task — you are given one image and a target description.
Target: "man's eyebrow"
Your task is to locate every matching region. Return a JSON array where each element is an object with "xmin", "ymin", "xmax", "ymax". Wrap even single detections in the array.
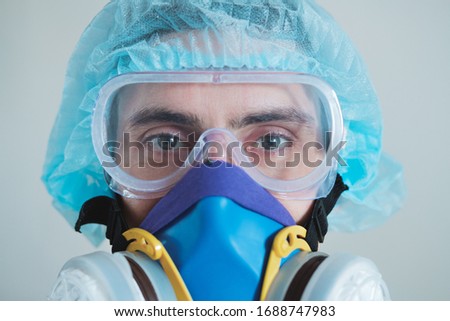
[
  {"xmin": 230, "ymin": 106, "xmax": 315, "ymax": 129},
  {"xmin": 126, "ymin": 106, "xmax": 202, "ymax": 129}
]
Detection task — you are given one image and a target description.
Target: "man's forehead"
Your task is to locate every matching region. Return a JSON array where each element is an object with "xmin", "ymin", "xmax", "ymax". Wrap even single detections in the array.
[
  {"xmin": 117, "ymin": 82, "xmax": 316, "ymax": 118},
  {"xmin": 123, "ymin": 104, "xmax": 315, "ymax": 133}
]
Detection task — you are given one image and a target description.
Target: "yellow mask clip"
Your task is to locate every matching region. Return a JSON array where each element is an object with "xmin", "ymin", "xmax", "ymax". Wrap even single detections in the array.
[
  {"xmin": 123, "ymin": 228, "xmax": 192, "ymax": 301},
  {"xmin": 260, "ymin": 225, "xmax": 311, "ymax": 301}
]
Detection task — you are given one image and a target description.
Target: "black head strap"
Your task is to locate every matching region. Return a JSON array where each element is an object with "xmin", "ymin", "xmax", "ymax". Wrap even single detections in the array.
[
  {"xmin": 75, "ymin": 196, "xmax": 130, "ymax": 252},
  {"xmin": 302, "ymin": 174, "xmax": 348, "ymax": 251}
]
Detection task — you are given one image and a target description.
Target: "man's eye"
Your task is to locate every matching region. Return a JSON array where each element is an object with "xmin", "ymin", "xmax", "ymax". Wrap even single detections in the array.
[
  {"xmin": 146, "ymin": 134, "xmax": 184, "ymax": 151},
  {"xmin": 256, "ymin": 134, "xmax": 292, "ymax": 151}
]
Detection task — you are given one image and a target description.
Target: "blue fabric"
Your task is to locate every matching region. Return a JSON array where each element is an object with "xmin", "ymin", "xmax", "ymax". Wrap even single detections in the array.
[{"xmin": 42, "ymin": 0, "xmax": 405, "ymax": 245}]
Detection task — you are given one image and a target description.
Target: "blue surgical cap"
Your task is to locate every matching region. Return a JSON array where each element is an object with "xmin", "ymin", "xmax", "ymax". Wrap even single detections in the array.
[{"xmin": 42, "ymin": 0, "xmax": 405, "ymax": 245}]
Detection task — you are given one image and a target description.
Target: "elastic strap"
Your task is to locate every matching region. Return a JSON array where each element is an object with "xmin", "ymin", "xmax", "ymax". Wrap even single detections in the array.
[
  {"xmin": 75, "ymin": 195, "xmax": 130, "ymax": 252},
  {"xmin": 302, "ymin": 174, "xmax": 348, "ymax": 251}
]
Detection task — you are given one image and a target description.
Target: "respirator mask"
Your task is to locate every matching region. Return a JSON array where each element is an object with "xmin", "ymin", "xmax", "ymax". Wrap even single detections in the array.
[{"xmin": 49, "ymin": 72, "xmax": 389, "ymax": 301}]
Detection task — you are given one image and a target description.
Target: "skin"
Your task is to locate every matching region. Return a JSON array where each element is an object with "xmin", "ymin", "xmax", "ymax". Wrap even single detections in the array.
[{"xmin": 113, "ymin": 81, "xmax": 324, "ymax": 228}]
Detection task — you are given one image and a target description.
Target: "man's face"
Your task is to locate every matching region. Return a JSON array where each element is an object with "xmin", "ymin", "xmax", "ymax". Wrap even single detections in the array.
[{"xmin": 112, "ymin": 82, "xmax": 324, "ymax": 227}]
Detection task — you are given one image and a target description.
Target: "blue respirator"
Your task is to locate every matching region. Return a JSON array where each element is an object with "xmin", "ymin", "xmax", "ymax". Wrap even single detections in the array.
[{"xmin": 50, "ymin": 162, "xmax": 390, "ymax": 301}]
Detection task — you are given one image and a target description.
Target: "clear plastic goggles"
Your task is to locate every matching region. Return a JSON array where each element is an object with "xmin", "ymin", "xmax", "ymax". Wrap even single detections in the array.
[{"xmin": 92, "ymin": 72, "xmax": 345, "ymax": 200}]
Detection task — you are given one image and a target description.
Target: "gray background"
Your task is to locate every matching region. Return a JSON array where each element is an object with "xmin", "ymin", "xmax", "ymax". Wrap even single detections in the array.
[{"xmin": 1, "ymin": 0, "xmax": 449, "ymax": 300}]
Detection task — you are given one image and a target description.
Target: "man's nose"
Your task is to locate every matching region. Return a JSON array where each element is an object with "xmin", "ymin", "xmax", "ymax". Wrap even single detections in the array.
[
  {"xmin": 199, "ymin": 128, "xmax": 242, "ymax": 166},
  {"xmin": 203, "ymin": 140, "xmax": 234, "ymax": 165}
]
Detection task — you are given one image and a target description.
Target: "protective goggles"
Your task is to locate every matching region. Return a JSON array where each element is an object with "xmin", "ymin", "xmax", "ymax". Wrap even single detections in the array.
[{"xmin": 92, "ymin": 71, "xmax": 345, "ymax": 200}]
